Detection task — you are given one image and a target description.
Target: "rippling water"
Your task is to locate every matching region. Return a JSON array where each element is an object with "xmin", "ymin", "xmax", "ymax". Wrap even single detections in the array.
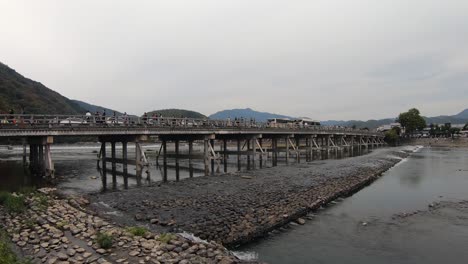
[{"xmin": 238, "ymin": 147, "xmax": 468, "ymax": 264}]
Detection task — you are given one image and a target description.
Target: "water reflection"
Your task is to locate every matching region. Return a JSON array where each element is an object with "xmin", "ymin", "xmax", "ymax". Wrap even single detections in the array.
[{"xmin": 0, "ymin": 144, "xmax": 371, "ymax": 193}]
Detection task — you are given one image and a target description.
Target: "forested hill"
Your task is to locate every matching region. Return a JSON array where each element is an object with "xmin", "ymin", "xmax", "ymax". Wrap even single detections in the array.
[
  {"xmin": 209, "ymin": 108, "xmax": 293, "ymax": 122},
  {"xmin": 148, "ymin": 109, "xmax": 206, "ymax": 118},
  {"xmin": 72, "ymin": 100, "xmax": 122, "ymax": 115},
  {"xmin": 0, "ymin": 62, "xmax": 85, "ymax": 114}
]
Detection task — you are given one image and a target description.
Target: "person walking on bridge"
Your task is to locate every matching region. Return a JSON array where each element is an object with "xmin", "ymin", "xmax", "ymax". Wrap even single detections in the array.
[
  {"xmin": 8, "ymin": 109, "xmax": 14, "ymax": 124},
  {"xmin": 85, "ymin": 110, "xmax": 92, "ymax": 122}
]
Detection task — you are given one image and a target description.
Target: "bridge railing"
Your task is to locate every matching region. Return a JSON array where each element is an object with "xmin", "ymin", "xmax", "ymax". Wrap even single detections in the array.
[{"xmin": 0, "ymin": 114, "xmax": 382, "ymax": 136}]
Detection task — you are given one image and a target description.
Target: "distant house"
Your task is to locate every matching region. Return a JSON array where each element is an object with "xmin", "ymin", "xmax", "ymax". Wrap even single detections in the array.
[{"xmin": 377, "ymin": 122, "xmax": 402, "ymax": 132}]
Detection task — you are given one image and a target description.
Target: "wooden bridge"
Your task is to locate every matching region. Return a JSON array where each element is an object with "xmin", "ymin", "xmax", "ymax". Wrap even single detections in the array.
[{"xmin": 0, "ymin": 114, "xmax": 386, "ymax": 189}]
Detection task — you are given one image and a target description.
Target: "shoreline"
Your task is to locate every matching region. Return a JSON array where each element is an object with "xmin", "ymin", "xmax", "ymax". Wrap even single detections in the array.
[
  {"xmin": 407, "ymin": 137, "xmax": 468, "ymax": 148},
  {"xmin": 89, "ymin": 146, "xmax": 416, "ymax": 248}
]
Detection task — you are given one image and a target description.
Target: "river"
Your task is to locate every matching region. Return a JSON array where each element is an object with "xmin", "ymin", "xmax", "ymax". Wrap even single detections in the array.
[
  {"xmin": 0, "ymin": 142, "xmax": 361, "ymax": 194},
  {"xmin": 238, "ymin": 147, "xmax": 468, "ymax": 264},
  {"xmin": 1, "ymin": 145, "xmax": 467, "ymax": 263}
]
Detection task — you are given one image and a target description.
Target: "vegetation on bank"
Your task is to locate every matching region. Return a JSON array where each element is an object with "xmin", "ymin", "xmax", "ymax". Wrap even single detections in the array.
[
  {"xmin": 157, "ymin": 233, "xmax": 177, "ymax": 244},
  {"xmin": 96, "ymin": 232, "xmax": 113, "ymax": 249},
  {"xmin": 428, "ymin": 123, "xmax": 462, "ymax": 138},
  {"xmin": 397, "ymin": 108, "xmax": 426, "ymax": 135},
  {"xmin": 0, "ymin": 189, "xmax": 43, "ymax": 264},
  {"xmin": 126, "ymin": 226, "xmax": 148, "ymax": 237},
  {"xmin": 0, "ymin": 229, "xmax": 32, "ymax": 264}
]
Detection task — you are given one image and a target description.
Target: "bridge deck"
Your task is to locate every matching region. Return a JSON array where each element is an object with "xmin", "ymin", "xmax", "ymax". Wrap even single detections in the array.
[{"xmin": 0, "ymin": 115, "xmax": 383, "ymax": 138}]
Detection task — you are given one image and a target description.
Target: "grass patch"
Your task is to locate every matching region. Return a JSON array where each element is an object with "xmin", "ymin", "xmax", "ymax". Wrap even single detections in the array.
[
  {"xmin": 2, "ymin": 194, "xmax": 25, "ymax": 214},
  {"xmin": 0, "ymin": 191, "xmax": 9, "ymax": 204},
  {"xmin": 0, "ymin": 229, "xmax": 32, "ymax": 264},
  {"xmin": 18, "ymin": 186, "xmax": 36, "ymax": 196},
  {"xmin": 56, "ymin": 220, "xmax": 68, "ymax": 230},
  {"xmin": 157, "ymin": 233, "xmax": 176, "ymax": 244},
  {"xmin": 34, "ymin": 193, "xmax": 49, "ymax": 210},
  {"xmin": 125, "ymin": 226, "xmax": 148, "ymax": 237},
  {"xmin": 96, "ymin": 232, "xmax": 113, "ymax": 249},
  {"xmin": 23, "ymin": 219, "xmax": 35, "ymax": 229}
]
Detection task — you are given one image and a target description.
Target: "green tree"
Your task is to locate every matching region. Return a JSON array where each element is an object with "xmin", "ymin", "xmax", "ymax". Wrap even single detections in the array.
[
  {"xmin": 384, "ymin": 128, "xmax": 399, "ymax": 145},
  {"xmin": 397, "ymin": 108, "xmax": 426, "ymax": 135}
]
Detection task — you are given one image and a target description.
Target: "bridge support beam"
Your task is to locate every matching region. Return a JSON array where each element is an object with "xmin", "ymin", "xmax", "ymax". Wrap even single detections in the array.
[
  {"xmin": 98, "ymin": 135, "xmax": 150, "ymax": 190},
  {"xmin": 27, "ymin": 136, "xmax": 54, "ymax": 178}
]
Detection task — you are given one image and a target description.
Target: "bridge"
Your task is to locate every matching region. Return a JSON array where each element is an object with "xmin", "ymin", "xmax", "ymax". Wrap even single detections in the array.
[{"xmin": 0, "ymin": 114, "xmax": 386, "ymax": 189}]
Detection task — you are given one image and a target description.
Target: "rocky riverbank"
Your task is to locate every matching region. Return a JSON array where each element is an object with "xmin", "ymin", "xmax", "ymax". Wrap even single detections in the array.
[
  {"xmin": 0, "ymin": 188, "xmax": 241, "ymax": 264},
  {"xmin": 90, "ymin": 146, "xmax": 416, "ymax": 248}
]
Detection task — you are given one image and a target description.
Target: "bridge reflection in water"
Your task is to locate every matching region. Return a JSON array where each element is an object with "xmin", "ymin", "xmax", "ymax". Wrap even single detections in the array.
[{"xmin": 0, "ymin": 114, "xmax": 385, "ymax": 191}]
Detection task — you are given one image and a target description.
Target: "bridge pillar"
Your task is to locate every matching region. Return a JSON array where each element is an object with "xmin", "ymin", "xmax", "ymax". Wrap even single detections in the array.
[
  {"xmin": 247, "ymin": 139, "xmax": 251, "ymax": 170},
  {"xmin": 285, "ymin": 136, "xmax": 290, "ymax": 165},
  {"xmin": 295, "ymin": 137, "xmax": 300, "ymax": 163},
  {"xmin": 101, "ymin": 142, "xmax": 107, "ymax": 191},
  {"xmin": 223, "ymin": 139, "xmax": 228, "ymax": 173},
  {"xmin": 175, "ymin": 140, "xmax": 180, "ymax": 181},
  {"xmin": 189, "ymin": 140, "xmax": 194, "ymax": 178},
  {"xmin": 259, "ymin": 138, "xmax": 263, "ymax": 169},
  {"xmin": 237, "ymin": 138, "xmax": 241, "ymax": 171},
  {"xmin": 163, "ymin": 139, "xmax": 168, "ymax": 181},
  {"xmin": 111, "ymin": 142, "xmax": 117, "ymax": 189},
  {"xmin": 28, "ymin": 136, "xmax": 54, "ymax": 178},
  {"xmin": 204, "ymin": 138, "xmax": 210, "ymax": 176},
  {"xmin": 252, "ymin": 136, "xmax": 257, "ymax": 170},
  {"xmin": 272, "ymin": 138, "xmax": 278, "ymax": 167},
  {"xmin": 210, "ymin": 139, "xmax": 215, "ymax": 174},
  {"xmin": 122, "ymin": 141, "xmax": 128, "ymax": 189}
]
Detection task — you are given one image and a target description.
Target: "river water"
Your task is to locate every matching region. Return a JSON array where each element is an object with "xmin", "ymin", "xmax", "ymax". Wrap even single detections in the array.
[
  {"xmin": 238, "ymin": 147, "xmax": 468, "ymax": 264},
  {"xmin": 0, "ymin": 143, "xmax": 360, "ymax": 194}
]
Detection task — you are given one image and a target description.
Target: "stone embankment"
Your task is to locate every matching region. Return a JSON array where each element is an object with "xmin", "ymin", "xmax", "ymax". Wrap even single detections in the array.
[
  {"xmin": 91, "ymin": 147, "xmax": 415, "ymax": 247},
  {"xmin": 0, "ymin": 189, "xmax": 240, "ymax": 264}
]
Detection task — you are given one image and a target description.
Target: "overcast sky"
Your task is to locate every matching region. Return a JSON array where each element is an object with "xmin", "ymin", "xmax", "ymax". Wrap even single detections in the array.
[{"xmin": 1, "ymin": 0, "xmax": 467, "ymax": 120}]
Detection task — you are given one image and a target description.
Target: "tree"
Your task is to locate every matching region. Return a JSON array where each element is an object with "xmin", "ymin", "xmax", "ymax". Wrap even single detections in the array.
[
  {"xmin": 397, "ymin": 108, "xmax": 426, "ymax": 135},
  {"xmin": 384, "ymin": 128, "xmax": 399, "ymax": 145},
  {"xmin": 463, "ymin": 123, "xmax": 468, "ymax": 130}
]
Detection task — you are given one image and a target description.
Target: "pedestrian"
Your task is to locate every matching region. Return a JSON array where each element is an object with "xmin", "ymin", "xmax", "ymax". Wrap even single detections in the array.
[
  {"xmin": 102, "ymin": 110, "xmax": 107, "ymax": 124},
  {"xmin": 85, "ymin": 110, "xmax": 92, "ymax": 122},
  {"xmin": 8, "ymin": 109, "xmax": 14, "ymax": 124},
  {"xmin": 143, "ymin": 112, "xmax": 148, "ymax": 124},
  {"xmin": 94, "ymin": 111, "xmax": 100, "ymax": 124}
]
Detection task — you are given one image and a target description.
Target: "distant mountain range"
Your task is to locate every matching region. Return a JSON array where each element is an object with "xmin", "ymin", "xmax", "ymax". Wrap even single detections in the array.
[
  {"xmin": 209, "ymin": 108, "xmax": 294, "ymax": 122},
  {"xmin": 322, "ymin": 109, "xmax": 468, "ymax": 128},
  {"xmin": 0, "ymin": 62, "xmax": 84, "ymax": 114}
]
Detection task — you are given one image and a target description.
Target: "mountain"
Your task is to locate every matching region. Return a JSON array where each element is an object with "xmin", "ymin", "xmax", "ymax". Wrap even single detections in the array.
[
  {"xmin": 453, "ymin": 109, "xmax": 468, "ymax": 119},
  {"xmin": 72, "ymin": 100, "xmax": 123, "ymax": 115},
  {"xmin": 0, "ymin": 62, "xmax": 85, "ymax": 114},
  {"xmin": 322, "ymin": 110, "xmax": 468, "ymax": 129},
  {"xmin": 209, "ymin": 108, "xmax": 294, "ymax": 122},
  {"xmin": 148, "ymin": 109, "xmax": 206, "ymax": 119}
]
